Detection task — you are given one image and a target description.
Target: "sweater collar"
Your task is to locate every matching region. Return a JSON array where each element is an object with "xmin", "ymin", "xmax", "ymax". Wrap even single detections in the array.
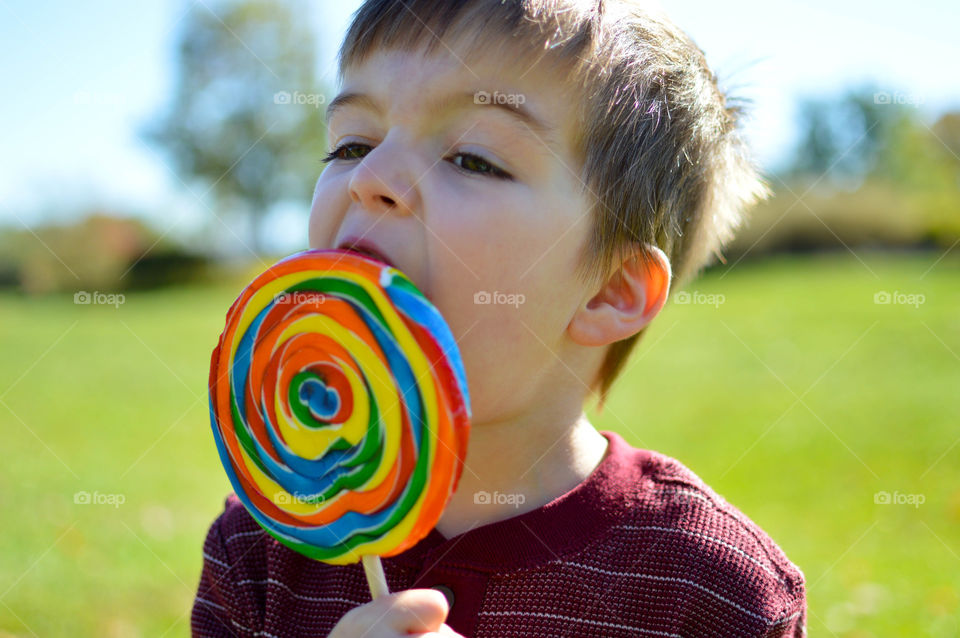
[{"xmin": 388, "ymin": 430, "xmax": 646, "ymax": 573}]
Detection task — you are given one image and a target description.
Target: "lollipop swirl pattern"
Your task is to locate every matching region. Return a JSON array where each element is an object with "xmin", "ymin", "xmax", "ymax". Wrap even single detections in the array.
[{"xmin": 208, "ymin": 249, "xmax": 471, "ymax": 564}]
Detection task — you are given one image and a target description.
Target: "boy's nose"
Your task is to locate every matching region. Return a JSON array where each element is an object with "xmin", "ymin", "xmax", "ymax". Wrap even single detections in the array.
[
  {"xmin": 349, "ymin": 185, "xmax": 397, "ymax": 213},
  {"xmin": 347, "ymin": 144, "xmax": 419, "ymax": 217}
]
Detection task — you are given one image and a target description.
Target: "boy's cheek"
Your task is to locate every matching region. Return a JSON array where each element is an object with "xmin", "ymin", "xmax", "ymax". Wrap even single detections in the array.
[
  {"xmin": 310, "ymin": 173, "xmax": 324, "ymax": 207},
  {"xmin": 307, "ymin": 185, "xmax": 349, "ymax": 250},
  {"xmin": 307, "ymin": 219, "xmax": 335, "ymax": 251}
]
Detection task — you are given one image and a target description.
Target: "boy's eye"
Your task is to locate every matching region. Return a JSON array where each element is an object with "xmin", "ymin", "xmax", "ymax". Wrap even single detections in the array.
[
  {"xmin": 451, "ymin": 152, "xmax": 511, "ymax": 180},
  {"xmin": 321, "ymin": 143, "xmax": 512, "ymax": 180},
  {"xmin": 321, "ymin": 142, "xmax": 371, "ymax": 163}
]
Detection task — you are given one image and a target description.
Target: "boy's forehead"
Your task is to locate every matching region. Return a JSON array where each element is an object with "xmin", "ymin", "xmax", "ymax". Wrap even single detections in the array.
[{"xmin": 332, "ymin": 45, "xmax": 576, "ymax": 144}]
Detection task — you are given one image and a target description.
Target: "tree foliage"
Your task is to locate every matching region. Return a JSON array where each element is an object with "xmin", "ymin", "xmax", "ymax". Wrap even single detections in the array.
[{"xmin": 145, "ymin": 0, "xmax": 328, "ymax": 254}]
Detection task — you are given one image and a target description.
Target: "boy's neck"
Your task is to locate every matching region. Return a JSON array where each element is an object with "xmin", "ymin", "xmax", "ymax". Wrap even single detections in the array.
[{"xmin": 434, "ymin": 409, "xmax": 609, "ymax": 539}]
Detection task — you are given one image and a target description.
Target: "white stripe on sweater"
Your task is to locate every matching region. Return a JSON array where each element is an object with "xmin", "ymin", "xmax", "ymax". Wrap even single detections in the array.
[
  {"xmin": 559, "ymin": 561, "xmax": 773, "ymax": 623},
  {"xmin": 613, "ymin": 524, "xmax": 787, "ymax": 586}
]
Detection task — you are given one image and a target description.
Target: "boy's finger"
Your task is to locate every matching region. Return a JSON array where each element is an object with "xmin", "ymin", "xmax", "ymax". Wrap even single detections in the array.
[{"xmin": 384, "ymin": 589, "xmax": 450, "ymax": 633}]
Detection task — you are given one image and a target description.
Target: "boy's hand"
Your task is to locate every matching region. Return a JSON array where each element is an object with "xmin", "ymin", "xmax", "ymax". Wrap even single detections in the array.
[{"xmin": 328, "ymin": 589, "xmax": 466, "ymax": 637}]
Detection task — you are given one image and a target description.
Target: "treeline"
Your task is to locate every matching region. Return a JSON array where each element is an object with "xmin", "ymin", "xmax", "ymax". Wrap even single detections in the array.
[{"xmin": 726, "ymin": 85, "xmax": 959, "ymax": 259}]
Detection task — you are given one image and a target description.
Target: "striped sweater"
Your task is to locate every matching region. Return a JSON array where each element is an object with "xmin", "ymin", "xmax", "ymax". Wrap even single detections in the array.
[{"xmin": 191, "ymin": 430, "xmax": 806, "ymax": 637}]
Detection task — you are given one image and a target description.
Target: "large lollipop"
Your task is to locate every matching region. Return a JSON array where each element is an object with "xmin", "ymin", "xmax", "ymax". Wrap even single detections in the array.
[{"xmin": 207, "ymin": 248, "xmax": 471, "ymax": 596}]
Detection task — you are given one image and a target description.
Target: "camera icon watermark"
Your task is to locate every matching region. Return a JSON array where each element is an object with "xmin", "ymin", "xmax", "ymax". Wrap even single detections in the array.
[
  {"xmin": 274, "ymin": 90, "xmax": 326, "ymax": 109},
  {"xmin": 276, "ymin": 492, "xmax": 322, "ymax": 506},
  {"xmin": 274, "ymin": 291, "xmax": 326, "ymax": 305},
  {"xmin": 874, "ymin": 490, "xmax": 924, "ymax": 508},
  {"xmin": 673, "ymin": 290, "xmax": 725, "ymax": 307},
  {"xmin": 473, "ymin": 490, "xmax": 526, "ymax": 508},
  {"xmin": 74, "ymin": 290, "xmax": 125, "ymax": 308},
  {"xmin": 74, "ymin": 490, "xmax": 126, "ymax": 508},
  {"xmin": 473, "ymin": 90, "xmax": 526, "ymax": 107},
  {"xmin": 873, "ymin": 290, "xmax": 924, "ymax": 307},
  {"xmin": 873, "ymin": 91, "xmax": 924, "ymax": 107},
  {"xmin": 473, "ymin": 290, "xmax": 525, "ymax": 307}
]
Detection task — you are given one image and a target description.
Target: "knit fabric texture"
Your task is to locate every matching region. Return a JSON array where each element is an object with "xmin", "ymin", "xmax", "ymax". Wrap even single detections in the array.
[{"xmin": 191, "ymin": 430, "xmax": 806, "ymax": 637}]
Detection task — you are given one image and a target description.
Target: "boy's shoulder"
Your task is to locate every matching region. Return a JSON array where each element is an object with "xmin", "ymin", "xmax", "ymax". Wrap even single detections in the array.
[
  {"xmin": 588, "ymin": 430, "xmax": 806, "ymax": 632},
  {"xmin": 202, "ymin": 491, "xmax": 275, "ymax": 582},
  {"xmin": 215, "ymin": 490, "xmax": 265, "ymax": 539}
]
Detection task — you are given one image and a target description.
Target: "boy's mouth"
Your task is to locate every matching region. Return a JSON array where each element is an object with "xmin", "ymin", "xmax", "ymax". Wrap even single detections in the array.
[
  {"xmin": 334, "ymin": 238, "xmax": 434, "ymax": 305},
  {"xmin": 336, "ymin": 239, "xmax": 396, "ymax": 269}
]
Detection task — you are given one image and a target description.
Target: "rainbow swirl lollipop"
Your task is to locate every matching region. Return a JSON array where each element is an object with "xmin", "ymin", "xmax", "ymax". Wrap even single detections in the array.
[{"xmin": 208, "ymin": 248, "xmax": 471, "ymax": 568}]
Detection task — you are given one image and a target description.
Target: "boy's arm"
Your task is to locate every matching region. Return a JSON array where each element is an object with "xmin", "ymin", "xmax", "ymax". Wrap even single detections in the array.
[{"xmin": 190, "ymin": 506, "xmax": 261, "ymax": 637}]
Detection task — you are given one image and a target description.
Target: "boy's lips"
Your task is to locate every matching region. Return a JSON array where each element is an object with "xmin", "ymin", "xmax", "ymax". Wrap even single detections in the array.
[
  {"xmin": 334, "ymin": 238, "xmax": 433, "ymax": 303},
  {"xmin": 336, "ymin": 237, "xmax": 397, "ymax": 269}
]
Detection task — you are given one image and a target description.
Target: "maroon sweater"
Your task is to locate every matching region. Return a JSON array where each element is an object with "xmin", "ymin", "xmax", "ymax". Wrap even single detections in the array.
[{"xmin": 192, "ymin": 430, "xmax": 806, "ymax": 637}]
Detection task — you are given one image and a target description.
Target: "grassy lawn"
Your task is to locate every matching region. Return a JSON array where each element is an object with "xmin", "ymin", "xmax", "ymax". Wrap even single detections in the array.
[{"xmin": 1, "ymin": 250, "xmax": 958, "ymax": 636}]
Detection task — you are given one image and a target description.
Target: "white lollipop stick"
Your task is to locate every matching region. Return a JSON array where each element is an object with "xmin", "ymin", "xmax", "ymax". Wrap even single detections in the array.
[{"xmin": 361, "ymin": 555, "xmax": 390, "ymax": 599}]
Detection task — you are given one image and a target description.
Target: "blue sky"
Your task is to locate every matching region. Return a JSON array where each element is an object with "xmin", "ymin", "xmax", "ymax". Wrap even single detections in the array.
[{"xmin": 1, "ymin": 0, "xmax": 958, "ymax": 252}]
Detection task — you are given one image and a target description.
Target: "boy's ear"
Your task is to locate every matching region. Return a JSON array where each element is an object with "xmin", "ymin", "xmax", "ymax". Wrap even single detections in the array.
[{"xmin": 568, "ymin": 244, "xmax": 671, "ymax": 347}]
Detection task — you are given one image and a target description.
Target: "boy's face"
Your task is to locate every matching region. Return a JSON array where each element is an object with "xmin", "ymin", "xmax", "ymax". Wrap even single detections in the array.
[{"xmin": 309, "ymin": 41, "xmax": 601, "ymax": 425}]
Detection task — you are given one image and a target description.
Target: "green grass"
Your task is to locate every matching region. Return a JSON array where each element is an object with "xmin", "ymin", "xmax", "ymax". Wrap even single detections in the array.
[{"xmin": 1, "ymin": 250, "xmax": 958, "ymax": 636}]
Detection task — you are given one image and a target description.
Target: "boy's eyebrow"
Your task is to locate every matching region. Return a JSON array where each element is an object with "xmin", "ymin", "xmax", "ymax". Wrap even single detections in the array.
[{"xmin": 325, "ymin": 90, "xmax": 556, "ymax": 140}]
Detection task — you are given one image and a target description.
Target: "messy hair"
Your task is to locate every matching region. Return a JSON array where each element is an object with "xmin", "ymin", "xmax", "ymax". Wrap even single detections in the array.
[{"xmin": 337, "ymin": 0, "xmax": 769, "ymax": 410}]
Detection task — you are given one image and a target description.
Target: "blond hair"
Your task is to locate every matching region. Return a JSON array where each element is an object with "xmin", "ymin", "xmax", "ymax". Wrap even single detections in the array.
[{"xmin": 337, "ymin": 0, "xmax": 769, "ymax": 409}]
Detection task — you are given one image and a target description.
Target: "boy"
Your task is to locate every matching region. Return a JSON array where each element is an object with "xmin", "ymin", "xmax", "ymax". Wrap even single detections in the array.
[{"xmin": 192, "ymin": 0, "xmax": 806, "ymax": 636}]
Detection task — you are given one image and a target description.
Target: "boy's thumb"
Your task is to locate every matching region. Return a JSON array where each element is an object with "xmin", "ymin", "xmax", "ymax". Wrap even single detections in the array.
[
  {"xmin": 413, "ymin": 624, "xmax": 466, "ymax": 638},
  {"xmin": 388, "ymin": 588, "xmax": 450, "ymax": 633}
]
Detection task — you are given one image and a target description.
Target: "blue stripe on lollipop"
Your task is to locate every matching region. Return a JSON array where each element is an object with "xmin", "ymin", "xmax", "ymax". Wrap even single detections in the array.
[
  {"xmin": 225, "ymin": 288, "xmax": 428, "ymax": 544},
  {"xmin": 230, "ymin": 302, "xmax": 350, "ymax": 493},
  {"xmin": 385, "ymin": 283, "xmax": 471, "ymax": 419}
]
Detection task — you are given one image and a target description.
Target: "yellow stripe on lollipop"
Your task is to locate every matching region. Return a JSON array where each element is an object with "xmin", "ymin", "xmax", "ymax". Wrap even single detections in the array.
[
  {"xmin": 236, "ymin": 432, "xmax": 328, "ymax": 516},
  {"xmin": 228, "ymin": 266, "xmax": 393, "ymax": 360},
  {"xmin": 272, "ymin": 353, "xmax": 370, "ymax": 455},
  {"xmin": 236, "ymin": 265, "xmax": 442, "ymax": 468},
  {"xmin": 229, "ymin": 271, "xmax": 325, "ymax": 359},
  {"xmin": 273, "ymin": 356, "xmax": 370, "ymax": 450},
  {"xmin": 335, "ymin": 407, "xmax": 439, "ymax": 562},
  {"xmin": 234, "ymin": 358, "xmax": 394, "ymax": 518},
  {"xmin": 342, "ymin": 358, "xmax": 442, "ymax": 560},
  {"xmin": 272, "ymin": 316, "xmax": 388, "ymax": 459},
  {"xmin": 223, "ymin": 262, "xmax": 443, "ymax": 554},
  {"xmin": 320, "ymin": 270, "xmax": 443, "ymax": 560},
  {"xmin": 228, "ymin": 268, "xmax": 363, "ymax": 372},
  {"xmin": 234, "ymin": 360, "xmax": 438, "ymax": 525},
  {"xmin": 319, "ymin": 268, "xmax": 441, "ymax": 446}
]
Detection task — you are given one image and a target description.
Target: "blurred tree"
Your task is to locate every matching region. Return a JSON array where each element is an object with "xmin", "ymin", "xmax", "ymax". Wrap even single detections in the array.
[
  {"xmin": 786, "ymin": 84, "xmax": 913, "ymax": 185},
  {"xmin": 931, "ymin": 112, "xmax": 960, "ymax": 173},
  {"xmin": 879, "ymin": 111, "xmax": 952, "ymax": 190},
  {"xmin": 788, "ymin": 98, "xmax": 840, "ymax": 179},
  {"xmin": 918, "ymin": 112, "xmax": 960, "ymax": 241},
  {"xmin": 144, "ymin": 0, "xmax": 328, "ymax": 255}
]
